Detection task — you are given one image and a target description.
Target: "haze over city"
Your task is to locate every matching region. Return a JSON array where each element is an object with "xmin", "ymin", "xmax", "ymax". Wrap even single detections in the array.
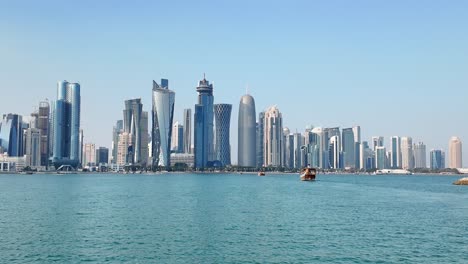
[{"xmin": 1, "ymin": 0, "xmax": 467, "ymax": 164}]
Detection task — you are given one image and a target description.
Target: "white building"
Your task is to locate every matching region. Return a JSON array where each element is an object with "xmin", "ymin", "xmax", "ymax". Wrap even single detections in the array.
[
  {"xmin": 83, "ymin": 143, "xmax": 96, "ymax": 167},
  {"xmin": 400, "ymin": 137, "xmax": 414, "ymax": 170},
  {"xmin": 448, "ymin": 136, "xmax": 463, "ymax": 168},
  {"xmin": 263, "ymin": 106, "xmax": 284, "ymax": 167},
  {"xmin": 414, "ymin": 142, "xmax": 427, "ymax": 168}
]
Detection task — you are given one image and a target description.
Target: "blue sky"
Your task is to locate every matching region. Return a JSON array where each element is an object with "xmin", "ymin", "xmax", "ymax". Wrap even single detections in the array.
[{"xmin": 1, "ymin": 0, "xmax": 467, "ymax": 164}]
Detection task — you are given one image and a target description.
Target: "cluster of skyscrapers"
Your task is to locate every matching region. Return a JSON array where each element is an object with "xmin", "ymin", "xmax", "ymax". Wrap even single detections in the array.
[{"xmin": 0, "ymin": 77, "xmax": 465, "ymax": 172}]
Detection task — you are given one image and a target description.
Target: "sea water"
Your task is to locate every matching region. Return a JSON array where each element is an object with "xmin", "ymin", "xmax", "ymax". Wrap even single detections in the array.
[{"xmin": 0, "ymin": 173, "xmax": 467, "ymax": 263}]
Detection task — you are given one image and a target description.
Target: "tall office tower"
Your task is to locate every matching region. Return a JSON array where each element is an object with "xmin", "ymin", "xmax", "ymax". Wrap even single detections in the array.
[
  {"xmin": 152, "ymin": 79, "xmax": 175, "ymax": 167},
  {"xmin": 79, "ymin": 129, "xmax": 84, "ymax": 167},
  {"xmin": 430, "ymin": 149, "xmax": 445, "ymax": 170},
  {"xmin": 214, "ymin": 104, "xmax": 232, "ymax": 167},
  {"xmin": 375, "ymin": 146, "xmax": 387, "ymax": 169},
  {"xmin": 359, "ymin": 141, "xmax": 367, "ymax": 170},
  {"xmin": 284, "ymin": 128, "xmax": 293, "ymax": 169},
  {"xmin": 117, "ymin": 132, "xmax": 132, "ymax": 166},
  {"xmin": 328, "ymin": 135, "xmax": 340, "ymax": 169},
  {"xmin": 263, "ymin": 106, "xmax": 284, "ymax": 167},
  {"xmin": 293, "ymin": 133, "xmax": 304, "ymax": 169},
  {"xmin": 400, "ymin": 137, "xmax": 414, "ymax": 170},
  {"xmin": 413, "ymin": 142, "xmax": 427, "ymax": 168},
  {"xmin": 352, "ymin": 126, "xmax": 361, "ymax": 168},
  {"xmin": 238, "ymin": 94, "xmax": 257, "ymax": 167},
  {"xmin": 323, "ymin": 127, "xmax": 340, "ymax": 169},
  {"xmin": 36, "ymin": 102, "xmax": 50, "ymax": 167},
  {"xmin": 48, "ymin": 101, "xmax": 55, "ymax": 160},
  {"xmin": 448, "ymin": 137, "xmax": 462, "ymax": 168},
  {"xmin": 304, "ymin": 130, "xmax": 321, "ymax": 168},
  {"xmin": 256, "ymin": 111, "xmax": 265, "ymax": 167},
  {"xmin": 372, "ymin": 136, "xmax": 384, "ymax": 151},
  {"xmin": 24, "ymin": 128, "xmax": 41, "ymax": 168},
  {"xmin": 310, "ymin": 127, "xmax": 325, "ymax": 169},
  {"xmin": 123, "ymin": 98, "xmax": 147, "ymax": 165},
  {"xmin": 82, "ymin": 143, "xmax": 96, "ymax": 167},
  {"xmin": 341, "ymin": 128, "xmax": 355, "ymax": 169},
  {"xmin": 0, "ymin": 114, "xmax": 24, "ymax": 157},
  {"xmin": 171, "ymin": 122, "xmax": 184, "ymax": 153},
  {"xmin": 194, "ymin": 76, "xmax": 214, "ymax": 169},
  {"xmin": 96, "ymin": 147, "xmax": 109, "ymax": 164},
  {"xmin": 183, "ymin": 109, "xmax": 192, "ymax": 154},
  {"xmin": 390, "ymin": 136, "xmax": 401, "ymax": 169},
  {"xmin": 52, "ymin": 81, "xmax": 81, "ymax": 168},
  {"xmin": 111, "ymin": 120, "xmax": 124, "ymax": 164}
]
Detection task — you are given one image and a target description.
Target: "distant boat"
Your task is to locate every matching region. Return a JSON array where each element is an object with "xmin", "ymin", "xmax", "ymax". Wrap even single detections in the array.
[
  {"xmin": 258, "ymin": 171, "xmax": 265, "ymax": 176},
  {"xmin": 300, "ymin": 167, "xmax": 316, "ymax": 181}
]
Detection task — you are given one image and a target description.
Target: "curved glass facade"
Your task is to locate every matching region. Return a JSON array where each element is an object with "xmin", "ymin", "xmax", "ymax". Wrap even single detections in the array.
[
  {"xmin": 152, "ymin": 79, "xmax": 175, "ymax": 167},
  {"xmin": 238, "ymin": 94, "xmax": 256, "ymax": 167},
  {"xmin": 214, "ymin": 104, "xmax": 232, "ymax": 167}
]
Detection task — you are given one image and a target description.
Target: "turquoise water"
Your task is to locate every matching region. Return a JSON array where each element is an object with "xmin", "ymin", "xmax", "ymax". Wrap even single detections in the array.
[{"xmin": 0, "ymin": 173, "xmax": 467, "ymax": 263}]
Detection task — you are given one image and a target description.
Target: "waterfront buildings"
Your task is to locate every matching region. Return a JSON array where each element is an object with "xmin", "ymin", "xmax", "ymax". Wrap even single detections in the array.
[
  {"xmin": 96, "ymin": 147, "xmax": 109, "ymax": 165},
  {"xmin": 430, "ymin": 149, "xmax": 445, "ymax": 170},
  {"xmin": 24, "ymin": 128, "xmax": 41, "ymax": 168},
  {"xmin": 329, "ymin": 135, "xmax": 341, "ymax": 169},
  {"xmin": 375, "ymin": 146, "xmax": 387, "ymax": 169},
  {"xmin": 214, "ymin": 104, "xmax": 232, "ymax": 167},
  {"xmin": 256, "ymin": 111, "xmax": 265, "ymax": 167},
  {"xmin": 0, "ymin": 114, "xmax": 24, "ymax": 157},
  {"xmin": 238, "ymin": 94, "xmax": 257, "ymax": 167},
  {"xmin": 117, "ymin": 132, "xmax": 132, "ymax": 166},
  {"xmin": 341, "ymin": 128, "xmax": 355, "ymax": 169},
  {"xmin": 414, "ymin": 142, "xmax": 427, "ymax": 168},
  {"xmin": 448, "ymin": 137, "xmax": 462, "ymax": 168},
  {"xmin": 52, "ymin": 81, "xmax": 81, "ymax": 168},
  {"xmin": 263, "ymin": 106, "xmax": 284, "ymax": 167},
  {"xmin": 183, "ymin": 109, "xmax": 192, "ymax": 154},
  {"xmin": 401, "ymin": 137, "xmax": 414, "ymax": 170},
  {"xmin": 83, "ymin": 143, "xmax": 96, "ymax": 167},
  {"xmin": 372, "ymin": 136, "xmax": 384, "ymax": 151},
  {"xmin": 293, "ymin": 132, "xmax": 304, "ymax": 169},
  {"xmin": 152, "ymin": 79, "xmax": 175, "ymax": 167},
  {"xmin": 123, "ymin": 98, "xmax": 149, "ymax": 166},
  {"xmin": 390, "ymin": 136, "xmax": 401, "ymax": 169},
  {"xmin": 171, "ymin": 122, "xmax": 184, "ymax": 154},
  {"xmin": 111, "ymin": 120, "xmax": 123, "ymax": 164},
  {"xmin": 194, "ymin": 76, "xmax": 214, "ymax": 169}
]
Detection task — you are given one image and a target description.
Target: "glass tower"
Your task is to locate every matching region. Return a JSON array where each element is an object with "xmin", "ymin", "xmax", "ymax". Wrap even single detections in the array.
[
  {"xmin": 214, "ymin": 104, "xmax": 232, "ymax": 167},
  {"xmin": 194, "ymin": 76, "xmax": 214, "ymax": 169}
]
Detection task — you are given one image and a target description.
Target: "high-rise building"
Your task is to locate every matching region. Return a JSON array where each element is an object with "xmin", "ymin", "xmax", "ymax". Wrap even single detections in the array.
[
  {"xmin": 401, "ymin": 137, "xmax": 414, "ymax": 170},
  {"xmin": 375, "ymin": 146, "xmax": 387, "ymax": 169},
  {"xmin": 37, "ymin": 101, "xmax": 50, "ymax": 168},
  {"xmin": 123, "ymin": 98, "xmax": 148, "ymax": 166},
  {"xmin": 352, "ymin": 126, "xmax": 361, "ymax": 168},
  {"xmin": 152, "ymin": 79, "xmax": 175, "ymax": 167},
  {"xmin": 214, "ymin": 104, "xmax": 232, "ymax": 167},
  {"xmin": 341, "ymin": 128, "xmax": 355, "ymax": 169},
  {"xmin": 111, "ymin": 120, "xmax": 123, "ymax": 164},
  {"xmin": 183, "ymin": 109, "xmax": 192, "ymax": 154},
  {"xmin": 390, "ymin": 136, "xmax": 401, "ymax": 169},
  {"xmin": 263, "ymin": 106, "xmax": 284, "ymax": 167},
  {"xmin": 24, "ymin": 128, "xmax": 41, "ymax": 168},
  {"xmin": 117, "ymin": 132, "xmax": 132, "ymax": 166},
  {"xmin": 52, "ymin": 81, "xmax": 81, "ymax": 168},
  {"xmin": 194, "ymin": 76, "xmax": 214, "ymax": 169},
  {"xmin": 293, "ymin": 133, "xmax": 304, "ymax": 169},
  {"xmin": 238, "ymin": 94, "xmax": 257, "ymax": 167},
  {"xmin": 0, "ymin": 114, "xmax": 24, "ymax": 157},
  {"xmin": 372, "ymin": 136, "xmax": 384, "ymax": 151},
  {"xmin": 328, "ymin": 135, "xmax": 340, "ymax": 169},
  {"xmin": 83, "ymin": 143, "xmax": 96, "ymax": 167},
  {"xmin": 284, "ymin": 128, "xmax": 293, "ymax": 169},
  {"xmin": 430, "ymin": 149, "xmax": 445, "ymax": 170},
  {"xmin": 256, "ymin": 111, "xmax": 265, "ymax": 167},
  {"xmin": 414, "ymin": 142, "xmax": 427, "ymax": 169},
  {"xmin": 96, "ymin": 147, "xmax": 109, "ymax": 164},
  {"xmin": 79, "ymin": 129, "xmax": 84, "ymax": 167},
  {"xmin": 448, "ymin": 137, "xmax": 462, "ymax": 168},
  {"xmin": 311, "ymin": 127, "xmax": 325, "ymax": 169},
  {"xmin": 171, "ymin": 122, "xmax": 184, "ymax": 153}
]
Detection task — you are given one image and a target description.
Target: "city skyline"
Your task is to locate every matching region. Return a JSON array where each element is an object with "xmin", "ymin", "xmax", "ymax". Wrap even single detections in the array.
[{"xmin": 1, "ymin": 1, "xmax": 468, "ymax": 165}]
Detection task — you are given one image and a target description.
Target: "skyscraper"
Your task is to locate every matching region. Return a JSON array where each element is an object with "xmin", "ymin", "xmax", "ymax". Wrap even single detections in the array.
[
  {"xmin": 37, "ymin": 101, "xmax": 50, "ymax": 168},
  {"xmin": 375, "ymin": 146, "xmax": 387, "ymax": 169},
  {"xmin": 293, "ymin": 133, "xmax": 304, "ymax": 169},
  {"xmin": 329, "ymin": 135, "xmax": 341, "ymax": 169},
  {"xmin": 194, "ymin": 76, "xmax": 214, "ymax": 169},
  {"xmin": 24, "ymin": 128, "xmax": 41, "ymax": 168},
  {"xmin": 0, "ymin": 114, "xmax": 24, "ymax": 157},
  {"xmin": 238, "ymin": 94, "xmax": 257, "ymax": 167},
  {"xmin": 372, "ymin": 136, "xmax": 384, "ymax": 151},
  {"xmin": 214, "ymin": 104, "xmax": 232, "ymax": 167},
  {"xmin": 430, "ymin": 149, "xmax": 445, "ymax": 170},
  {"xmin": 256, "ymin": 111, "xmax": 265, "ymax": 167},
  {"xmin": 52, "ymin": 81, "xmax": 81, "ymax": 168},
  {"xmin": 284, "ymin": 128, "xmax": 293, "ymax": 169},
  {"xmin": 448, "ymin": 137, "xmax": 462, "ymax": 168},
  {"xmin": 96, "ymin": 147, "xmax": 109, "ymax": 165},
  {"xmin": 263, "ymin": 106, "xmax": 284, "ymax": 167},
  {"xmin": 414, "ymin": 142, "xmax": 427, "ymax": 169},
  {"xmin": 183, "ymin": 109, "xmax": 192, "ymax": 154},
  {"xmin": 83, "ymin": 143, "xmax": 96, "ymax": 167},
  {"xmin": 152, "ymin": 79, "xmax": 175, "ymax": 167},
  {"xmin": 111, "ymin": 120, "xmax": 123, "ymax": 164},
  {"xmin": 123, "ymin": 98, "xmax": 148, "ymax": 166},
  {"xmin": 171, "ymin": 122, "xmax": 184, "ymax": 153},
  {"xmin": 341, "ymin": 128, "xmax": 355, "ymax": 169},
  {"xmin": 390, "ymin": 136, "xmax": 401, "ymax": 169},
  {"xmin": 401, "ymin": 137, "xmax": 414, "ymax": 170}
]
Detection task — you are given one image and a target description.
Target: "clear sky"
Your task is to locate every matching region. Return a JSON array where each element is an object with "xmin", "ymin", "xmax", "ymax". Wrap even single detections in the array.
[{"xmin": 1, "ymin": 0, "xmax": 467, "ymax": 165}]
